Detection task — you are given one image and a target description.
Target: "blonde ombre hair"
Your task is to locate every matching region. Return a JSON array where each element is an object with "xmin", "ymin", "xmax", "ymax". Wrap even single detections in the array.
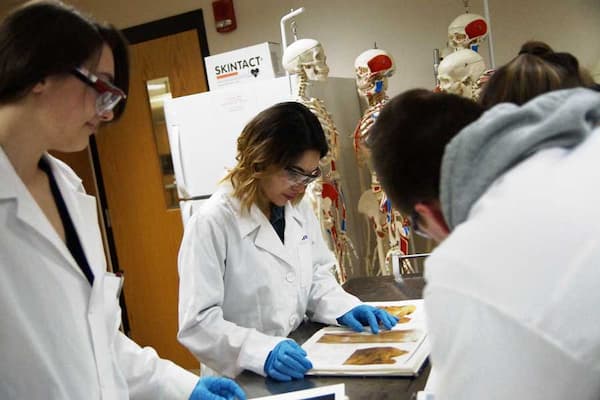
[{"xmin": 222, "ymin": 102, "xmax": 328, "ymax": 213}]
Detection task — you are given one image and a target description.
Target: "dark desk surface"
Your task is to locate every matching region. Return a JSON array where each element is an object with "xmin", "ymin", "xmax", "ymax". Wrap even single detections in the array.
[{"xmin": 237, "ymin": 275, "xmax": 430, "ymax": 399}]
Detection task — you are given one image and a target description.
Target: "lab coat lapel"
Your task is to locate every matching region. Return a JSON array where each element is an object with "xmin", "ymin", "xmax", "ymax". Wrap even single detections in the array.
[
  {"xmin": 246, "ymin": 204, "xmax": 295, "ymax": 267},
  {"xmin": 0, "ymin": 150, "xmax": 97, "ymax": 282},
  {"xmin": 254, "ymin": 208, "xmax": 293, "ymax": 265},
  {"xmin": 49, "ymin": 156, "xmax": 106, "ymax": 275},
  {"xmin": 225, "ymin": 186, "xmax": 296, "ymax": 267},
  {"xmin": 48, "ymin": 157, "xmax": 118, "ymax": 390},
  {"xmin": 284, "ymin": 201, "xmax": 306, "ymax": 249}
]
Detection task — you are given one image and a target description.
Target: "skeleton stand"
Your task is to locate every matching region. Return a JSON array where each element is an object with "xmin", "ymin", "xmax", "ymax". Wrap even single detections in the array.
[{"xmin": 294, "ymin": 69, "xmax": 356, "ymax": 282}]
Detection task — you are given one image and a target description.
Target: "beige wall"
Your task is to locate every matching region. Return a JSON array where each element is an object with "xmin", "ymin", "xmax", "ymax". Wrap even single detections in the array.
[
  {"xmin": 3, "ymin": 0, "xmax": 598, "ymax": 89},
  {"xmin": 3, "ymin": 0, "xmax": 594, "ymax": 94}
]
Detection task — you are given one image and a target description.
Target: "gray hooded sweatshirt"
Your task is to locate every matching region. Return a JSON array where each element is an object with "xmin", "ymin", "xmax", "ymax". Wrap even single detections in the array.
[{"xmin": 440, "ymin": 87, "xmax": 600, "ymax": 230}]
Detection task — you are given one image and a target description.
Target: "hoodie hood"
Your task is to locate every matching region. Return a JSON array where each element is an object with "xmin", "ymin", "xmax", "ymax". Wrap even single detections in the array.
[{"xmin": 440, "ymin": 87, "xmax": 600, "ymax": 229}]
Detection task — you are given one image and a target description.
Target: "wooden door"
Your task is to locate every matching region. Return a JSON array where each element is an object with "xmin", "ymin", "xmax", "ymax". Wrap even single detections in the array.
[{"xmin": 95, "ymin": 28, "xmax": 207, "ymax": 368}]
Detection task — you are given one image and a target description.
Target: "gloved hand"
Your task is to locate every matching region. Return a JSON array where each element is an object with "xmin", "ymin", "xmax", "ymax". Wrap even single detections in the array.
[
  {"xmin": 337, "ymin": 304, "xmax": 398, "ymax": 334},
  {"xmin": 263, "ymin": 340, "xmax": 313, "ymax": 382},
  {"xmin": 189, "ymin": 376, "xmax": 246, "ymax": 400}
]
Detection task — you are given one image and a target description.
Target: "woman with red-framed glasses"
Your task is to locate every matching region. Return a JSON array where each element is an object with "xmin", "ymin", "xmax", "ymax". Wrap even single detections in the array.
[{"xmin": 0, "ymin": 1, "xmax": 245, "ymax": 399}]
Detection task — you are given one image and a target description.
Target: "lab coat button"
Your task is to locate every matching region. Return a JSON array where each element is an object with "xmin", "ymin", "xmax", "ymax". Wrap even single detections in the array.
[
  {"xmin": 286, "ymin": 272, "xmax": 296, "ymax": 282},
  {"xmin": 289, "ymin": 315, "xmax": 298, "ymax": 326}
]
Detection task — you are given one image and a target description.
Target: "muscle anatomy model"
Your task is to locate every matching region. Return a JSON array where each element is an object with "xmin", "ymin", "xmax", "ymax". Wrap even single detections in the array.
[
  {"xmin": 447, "ymin": 13, "xmax": 488, "ymax": 52},
  {"xmin": 437, "ymin": 10, "xmax": 492, "ymax": 99},
  {"xmin": 353, "ymin": 49, "xmax": 411, "ymax": 276},
  {"xmin": 283, "ymin": 38, "xmax": 355, "ymax": 282}
]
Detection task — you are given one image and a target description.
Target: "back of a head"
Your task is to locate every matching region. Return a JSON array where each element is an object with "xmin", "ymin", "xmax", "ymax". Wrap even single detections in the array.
[
  {"xmin": 479, "ymin": 53, "xmax": 580, "ymax": 109},
  {"xmin": 518, "ymin": 40, "xmax": 554, "ymax": 56},
  {"xmin": 540, "ymin": 51, "xmax": 595, "ymax": 87},
  {"xmin": 0, "ymin": 0, "xmax": 129, "ymax": 118},
  {"xmin": 480, "ymin": 42, "xmax": 590, "ymax": 109},
  {"xmin": 367, "ymin": 89, "xmax": 484, "ymax": 212},
  {"xmin": 520, "ymin": 41, "xmax": 593, "ymax": 87}
]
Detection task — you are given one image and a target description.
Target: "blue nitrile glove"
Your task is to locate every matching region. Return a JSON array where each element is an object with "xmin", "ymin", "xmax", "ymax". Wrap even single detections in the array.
[
  {"xmin": 336, "ymin": 304, "xmax": 399, "ymax": 334},
  {"xmin": 263, "ymin": 340, "xmax": 313, "ymax": 382},
  {"xmin": 189, "ymin": 376, "xmax": 246, "ymax": 400}
]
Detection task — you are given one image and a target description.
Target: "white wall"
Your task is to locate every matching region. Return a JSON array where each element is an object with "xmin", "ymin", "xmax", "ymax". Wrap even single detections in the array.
[
  {"xmin": 4, "ymin": 0, "xmax": 597, "ymax": 87},
  {"xmin": 51, "ymin": 0, "xmax": 600, "ymax": 94}
]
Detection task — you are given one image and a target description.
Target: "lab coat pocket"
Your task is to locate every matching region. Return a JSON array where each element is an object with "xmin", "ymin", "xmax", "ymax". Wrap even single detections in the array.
[
  {"xmin": 103, "ymin": 273, "xmax": 124, "ymax": 336},
  {"xmin": 297, "ymin": 239, "xmax": 313, "ymax": 288}
]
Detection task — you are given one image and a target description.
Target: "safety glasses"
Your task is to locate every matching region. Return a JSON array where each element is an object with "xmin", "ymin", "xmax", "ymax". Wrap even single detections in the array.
[
  {"xmin": 408, "ymin": 210, "xmax": 430, "ymax": 239},
  {"xmin": 71, "ymin": 67, "xmax": 126, "ymax": 116},
  {"xmin": 284, "ymin": 166, "xmax": 321, "ymax": 186}
]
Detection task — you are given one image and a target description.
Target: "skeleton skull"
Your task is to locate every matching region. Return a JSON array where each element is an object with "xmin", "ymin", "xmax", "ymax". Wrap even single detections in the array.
[
  {"xmin": 437, "ymin": 49, "xmax": 486, "ymax": 99},
  {"xmin": 354, "ymin": 49, "xmax": 395, "ymax": 98},
  {"xmin": 448, "ymin": 13, "xmax": 488, "ymax": 51},
  {"xmin": 282, "ymin": 38, "xmax": 329, "ymax": 81}
]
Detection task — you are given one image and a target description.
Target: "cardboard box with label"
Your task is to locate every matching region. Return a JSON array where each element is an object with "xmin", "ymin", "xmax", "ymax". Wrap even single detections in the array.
[{"xmin": 205, "ymin": 42, "xmax": 285, "ymax": 91}]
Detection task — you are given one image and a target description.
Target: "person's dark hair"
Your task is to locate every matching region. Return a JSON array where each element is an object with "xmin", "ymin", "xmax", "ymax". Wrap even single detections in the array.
[
  {"xmin": 96, "ymin": 23, "xmax": 130, "ymax": 119},
  {"xmin": 518, "ymin": 40, "xmax": 554, "ymax": 56},
  {"xmin": 223, "ymin": 101, "xmax": 328, "ymax": 212},
  {"xmin": 0, "ymin": 0, "xmax": 129, "ymax": 119},
  {"xmin": 482, "ymin": 40, "xmax": 592, "ymax": 108},
  {"xmin": 540, "ymin": 52, "xmax": 594, "ymax": 87},
  {"xmin": 367, "ymin": 89, "xmax": 484, "ymax": 213},
  {"xmin": 479, "ymin": 54, "xmax": 571, "ymax": 108}
]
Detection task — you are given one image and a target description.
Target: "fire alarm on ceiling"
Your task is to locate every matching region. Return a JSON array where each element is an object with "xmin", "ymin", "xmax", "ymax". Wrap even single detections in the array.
[{"xmin": 212, "ymin": 0, "xmax": 237, "ymax": 33}]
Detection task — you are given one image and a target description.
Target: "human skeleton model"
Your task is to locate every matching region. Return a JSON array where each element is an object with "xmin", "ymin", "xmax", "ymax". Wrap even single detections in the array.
[
  {"xmin": 352, "ymin": 49, "xmax": 411, "ymax": 276},
  {"xmin": 437, "ymin": 12, "xmax": 494, "ymax": 100},
  {"xmin": 448, "ymin": 13, "xmax": 488, "ymax": 52},
  {"xmin": 282, "ymin": 38, "xmax": 355, "ymax": 282},
  {"xmin": 437, "ymin": 48, "xmax": 486, "ymax": 100}
]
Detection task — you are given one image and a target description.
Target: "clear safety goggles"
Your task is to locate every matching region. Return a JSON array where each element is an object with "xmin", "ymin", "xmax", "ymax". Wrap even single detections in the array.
[
  {"xmin": 71, "ymin": 67, "xmax": 126, "ymax": 116},
  {"xmin": 284, "ymin": 166, "xmax": 321, "ymax": 186}
]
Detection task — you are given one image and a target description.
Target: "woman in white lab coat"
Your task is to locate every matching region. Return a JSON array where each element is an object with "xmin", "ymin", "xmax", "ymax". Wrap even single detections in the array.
[
  {"xmin": 0, "ymin": 2, "xmax": 245, "ymax": 399},
  {"xmin": 178, "ymin": 102, "xmax": 398, "ymax": 381}
]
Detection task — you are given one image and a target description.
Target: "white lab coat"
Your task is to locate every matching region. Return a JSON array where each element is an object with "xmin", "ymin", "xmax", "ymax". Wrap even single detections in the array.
[
  {"xmin": 424, "ymin": 135, "xmax": 600, "ymax": 399},
  {"xmin": 178, "ymin": 184, "xmax": 361, "ymax": 378},
  {"xmin": 0, "ymin": 150, "xmax": 197, "ymax": 399}
]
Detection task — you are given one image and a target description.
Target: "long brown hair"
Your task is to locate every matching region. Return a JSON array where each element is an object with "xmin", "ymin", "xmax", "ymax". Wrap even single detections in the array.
[{"xmin": 222, "ymin": 101, "xmax": 328, "ymax": 213}]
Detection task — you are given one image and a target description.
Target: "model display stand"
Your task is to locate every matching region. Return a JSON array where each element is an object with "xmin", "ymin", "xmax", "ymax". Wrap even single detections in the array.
[{"xmin": 283, "ymin": 37, "xmax": 356, "ymax": 283}]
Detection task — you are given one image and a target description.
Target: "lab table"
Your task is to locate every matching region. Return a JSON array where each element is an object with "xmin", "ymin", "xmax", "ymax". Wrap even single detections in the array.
[{"xmin": 236, "ymin": 275, "xmax": 430, "ymax": 399}]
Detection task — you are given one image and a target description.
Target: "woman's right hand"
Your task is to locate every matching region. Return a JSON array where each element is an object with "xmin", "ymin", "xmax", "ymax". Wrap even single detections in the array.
[
  {"xmin": 263, "ymin": 340, "xmax": 313, "ymax": 381},
  {"xmin": 189, "ymin": 376, "xmax": 246, "ymax": 400}
]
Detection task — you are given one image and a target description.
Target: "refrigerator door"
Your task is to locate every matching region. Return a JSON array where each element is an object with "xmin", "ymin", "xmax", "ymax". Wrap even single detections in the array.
[{"xmin": 164, "ymin": 76, "xmax": 294, "ymax": 206}]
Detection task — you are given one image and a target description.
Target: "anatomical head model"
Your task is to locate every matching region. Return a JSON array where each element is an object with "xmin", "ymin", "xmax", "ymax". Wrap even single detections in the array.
[
  {"xmin": 282, "ymin": 38, "xmax": 329, "ymax": 81},
  {"xmin": 448, "ymin": 13, "xmax": 488, "ymax": 51},
  {"xmin": 353, "ymin": 48, "xmax": 396, "ymax": 165},
  {"xmin": 354, "ymin": 48, "xmax": 395, "ymax": 103},
  {"xmin": 437, "ymin": 49, "xmax": 486, "ymax": 99}
]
